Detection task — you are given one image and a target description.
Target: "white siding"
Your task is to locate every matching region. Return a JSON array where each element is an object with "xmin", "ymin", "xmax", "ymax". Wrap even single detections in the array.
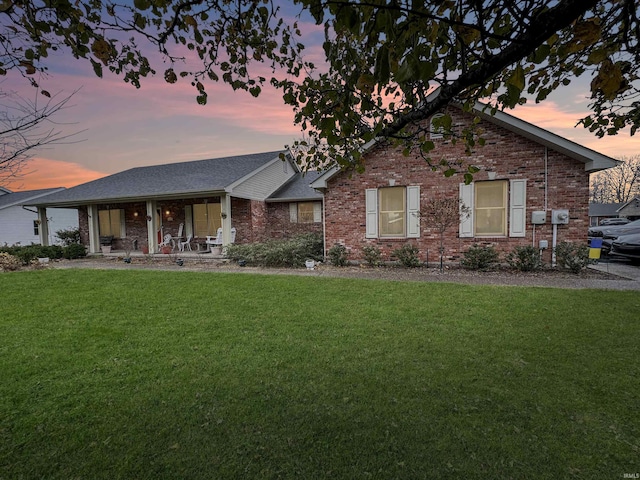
[
  {"xmin": 231, "ymin": 159, "xmax": 295, "ymax": 200},
  {"xmin": 0, "ymin": 206, "xmax": 78, "ymax": 246}
]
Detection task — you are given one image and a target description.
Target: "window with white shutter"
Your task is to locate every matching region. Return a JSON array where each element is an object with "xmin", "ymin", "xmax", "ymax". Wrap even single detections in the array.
[
  {"xmin": 459, "ymin": 179, "xmax": 527, "ymax": 238},
  {"xmin": 365, "ymin": 186, "xmax": 421, "ymax": 238}
]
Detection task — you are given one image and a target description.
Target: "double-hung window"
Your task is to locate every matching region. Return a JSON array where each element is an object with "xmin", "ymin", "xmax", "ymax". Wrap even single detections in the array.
[
  {"xmin": 290, "ymin": 202, "xmax": 322, "ymax": 223},
  {"xmin": 98, "ymin": 209, "xmax": 125, "ymax": 237},
  {"xmin": 459, "ymin": 179, "xmax": 526, "ymax": 238},
  {"xmin": 365, "ymin": 186, "xmax": 420, "ymax": 238},
  {"xmin": 192, "ymin": 203, "xmax": 221, "ymax": 237}
]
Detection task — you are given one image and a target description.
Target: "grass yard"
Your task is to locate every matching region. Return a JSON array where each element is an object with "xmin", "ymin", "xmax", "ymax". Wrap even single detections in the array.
[{"xmin": 1, "ymin": 269, "xmax": 639, "ymax": 479}]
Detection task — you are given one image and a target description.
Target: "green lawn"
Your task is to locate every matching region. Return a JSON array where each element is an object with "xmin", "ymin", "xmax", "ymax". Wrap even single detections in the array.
[{"xmin": 1, "ymin": 269, "xmax": 638, "ymax": 479}]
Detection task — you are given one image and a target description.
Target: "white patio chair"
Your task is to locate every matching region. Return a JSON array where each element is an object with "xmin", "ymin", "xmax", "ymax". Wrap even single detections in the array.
[
  {"xmin": 158, "ymin": 233, "xmax": 174, "ymax": 251},
  {"xmin": 206, "ymin": 228, "xmax": 223, "ymax": 247},
  {"xmin": 178, "ymin": 234, "xmax": 193, "ymax": 252}
]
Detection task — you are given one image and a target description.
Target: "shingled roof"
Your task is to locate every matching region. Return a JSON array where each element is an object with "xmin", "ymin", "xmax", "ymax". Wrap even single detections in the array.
[
  {"xmin": 267, "ymin": 171, "xmax": 324, "ymax": 202},
  {"xmin": 31, "ymin": 151, "xmax": 285, "ymax": 207},
  {"xmin": 0, "ymin": 188, "xmax": 66, "ymax": 210}
]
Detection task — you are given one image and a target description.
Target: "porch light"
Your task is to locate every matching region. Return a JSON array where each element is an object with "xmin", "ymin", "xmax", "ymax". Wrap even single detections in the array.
[
  {"xmin": 487, "ymin": 171, "xmax": 497, "ymax": 180},
  {"xmin": 133, "ymin": 211, "xmax": 139, "ymax": 217}
]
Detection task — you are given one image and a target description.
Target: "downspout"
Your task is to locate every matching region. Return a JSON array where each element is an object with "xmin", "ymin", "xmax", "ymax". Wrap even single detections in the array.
[
  {"xmin": 321, "ymin": 192, "xmax": 327, "ymax": 261},
  {"xmin": 545, "ymin": 147, "xmax": 552, "ymax": 265}
]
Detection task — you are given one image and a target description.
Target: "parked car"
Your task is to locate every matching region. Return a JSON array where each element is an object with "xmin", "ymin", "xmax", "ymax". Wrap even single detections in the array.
[
  {"xmin": 599, "ymin": 217, "xmax": 630, "ymax": 226},
  {"xmin": 609, "ymin": 233, "xmax": 640, "ymax": 264},
  {"xmin": 588, "ymin": 218, "xmax": 640, "ymax": 238}
]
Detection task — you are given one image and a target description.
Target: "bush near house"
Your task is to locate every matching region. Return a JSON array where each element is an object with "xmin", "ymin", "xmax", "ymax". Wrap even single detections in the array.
[
  {"xmin": 0, "ymin": 252, "xmax": 21, "ymax": 271},
  {"xmin": 0, "ymin": 245, "xmax": 63, "ymax": 265},
  {"xmin": 362, "ymin": 245, "xmax": 382, "ymax": 267},
  {"xmin": 55, "ymin": 227, "xmax": 81, "ymax": 246},
  {"xmin": 461, "ymin": 244, "xmax": 500, "ymax": 271},
  {"xmin": 506, "ymin": 245, "xmax": 543, "ymax": 272},
  {"xmin": 555, "ymin": 241, "xmax": 591, "ymax": 274},
  {"xmin": 62, "ymin": 243, "xmax": 87, "ymax": 260},
  {"xmin": 327, "ymin": 243, "xmax": 349, "ymax": 266},
  {"xmin": 392, "ymin": 243, "xmax": 421, "ymax": 268},
  {"xmin": 224, "ymin": 233, "xmax": 323, "ymax": 268}
]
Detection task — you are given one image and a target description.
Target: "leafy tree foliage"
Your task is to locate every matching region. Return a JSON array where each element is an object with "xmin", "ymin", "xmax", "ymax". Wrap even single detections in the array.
[
  {"xmin": 2, "ymin": 0, "xmax": 638, "ymax": 174},
  {"xmin": 590, "ymin": 154, "xmax": 640, "ymax": 203}
]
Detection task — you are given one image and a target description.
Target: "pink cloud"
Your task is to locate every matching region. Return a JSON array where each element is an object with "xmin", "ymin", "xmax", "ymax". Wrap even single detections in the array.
[{"xmin": 5, "ymin": 157, "xmax": 108, "ymax": 190}]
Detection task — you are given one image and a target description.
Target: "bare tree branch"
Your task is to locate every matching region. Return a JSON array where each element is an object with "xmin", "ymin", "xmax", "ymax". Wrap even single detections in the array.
[{"xmin": 0, "ymin": 88, "xmax": 84, "ymax": 184}]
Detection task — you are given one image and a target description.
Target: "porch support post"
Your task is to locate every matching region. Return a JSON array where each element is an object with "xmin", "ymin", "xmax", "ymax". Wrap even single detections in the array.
[
  {"xmin": 37, "ymin": 207, "xmax": 49, "ymax": 246},
  {"xmin": 87, "ymin": 204, "xmax": 100, "ymax": 253},
  {"xmin": 146, "ymin": 200, "xmax": 158, "ymax": 253},
  {"xmin": 221, "ymin": 194, "xmax": 232, "ymax": 245}
]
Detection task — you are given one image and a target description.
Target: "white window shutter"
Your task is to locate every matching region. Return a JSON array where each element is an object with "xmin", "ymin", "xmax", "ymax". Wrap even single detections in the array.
[
  {"xmin": 289, "ymin": 203, "xmax": 298, "ymax": 223},
  {"xmin": 509, "ymin": 179, "xmax": 527, "ymax": 237},
  {"xmin": 313, "ymin": 202, "xmax": 322, "ymax": 223},
  {"xmin": 406, "ymin": 185, "xmax": 420, "ymax": 238},
  {"xmin": 459, "ymin": 183, "xmax": 474, "ymax": 238},
  {"xmin": 365, "ymin": 188, "xmax": 378, "ymax": 238}
]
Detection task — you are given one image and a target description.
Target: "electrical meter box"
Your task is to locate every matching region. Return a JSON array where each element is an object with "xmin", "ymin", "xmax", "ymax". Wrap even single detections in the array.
[
  {"xmin": 531, "ymin": 211, "xmax": 546, "ymax": 224},
  {"xmin": 551, "ymin": 209, "xmax": 570, "ymax": 224}
]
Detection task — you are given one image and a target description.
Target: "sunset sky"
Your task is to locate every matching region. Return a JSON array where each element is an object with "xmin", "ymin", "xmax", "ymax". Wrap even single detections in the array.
[{"xmin": 3, "ymin": 17, "xmax": 640, "ymax": 192}]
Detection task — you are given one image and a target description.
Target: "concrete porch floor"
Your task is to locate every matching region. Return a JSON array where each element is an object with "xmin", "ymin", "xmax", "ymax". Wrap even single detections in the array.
[{"xmin": 92, "ymin": 249, "xmax": 225, "ymax": 260}]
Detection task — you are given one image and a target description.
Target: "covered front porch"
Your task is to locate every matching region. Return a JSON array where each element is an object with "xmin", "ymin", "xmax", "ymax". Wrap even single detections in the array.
[{"xmin": 75, "ymin": 194, "xmax": 239, "ymax": 255}]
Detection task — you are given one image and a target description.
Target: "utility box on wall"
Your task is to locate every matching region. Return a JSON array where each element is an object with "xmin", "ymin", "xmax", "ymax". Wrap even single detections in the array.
[
  {"xmin": 531, "ymin": 211, "xmax": 546, "ymax": 224},
  {"xmin": 551, "ymin": 209, "xmax": 569, "ymax": 224}
]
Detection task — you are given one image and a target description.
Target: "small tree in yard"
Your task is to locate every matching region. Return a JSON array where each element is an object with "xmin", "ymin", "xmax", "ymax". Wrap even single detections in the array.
[{"xmin": 422, "ymin": 198, "xmax": 471, "ymax": 272}]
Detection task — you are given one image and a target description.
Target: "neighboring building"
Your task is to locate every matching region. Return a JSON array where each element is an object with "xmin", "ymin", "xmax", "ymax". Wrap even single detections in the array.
[
  {"xmin": 30, "ymin": 151, "xmax": 323, "ymax": 254},
  {"xmin": 589, "ymin": 203, "xmax": 623, "ymax": 226},
  {"xmin": 616, "ymin": 196, "xmax": 640, "ymax": 221},
  {"xmin": 0, "ymin": 187, "xmax": 79, "ymax": 246},
  {"xmin": 312, "ymin": 103, "xmax": 618, "ymax": 264}
]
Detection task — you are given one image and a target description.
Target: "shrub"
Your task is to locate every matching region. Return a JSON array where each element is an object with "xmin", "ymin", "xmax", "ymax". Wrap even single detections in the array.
[
  {"xmin": 555, "ymin": 241, "xmax": 590, "ymax": 274},
  {"xmin": 327, "ymin": 243, "xmax": 349, "ymax": 267},
  {"xmin": 224, "ymin": 233, "xmax": 323, "ymax": 268},
  {"xmin": 2, "ymin": 245, "xmax": 64, "ymax": 265},
  {"xmin": 361, "ymin": 245, "xmax": 382, "ymax": 267},
  {"xmin": 55, "ymin": 228, "xmax": 81, "ymax": 246},
  {"xmin": 506, "ymin": 245, "xmax": 543, "ymax": 272},
  {"xmin": 63, "ymin": 243, "xmax": 87, "ymax": 259},
  {"xmin": 0, "ymin": 252, "xmax": 21, "ymax": 272},
  {"xmin": 461, "ymin": 244, "xmax": 500, "ymax": 271},
  {"xmin": 392, "ymin": 243, "xmax": 421, "ymax": 268}
]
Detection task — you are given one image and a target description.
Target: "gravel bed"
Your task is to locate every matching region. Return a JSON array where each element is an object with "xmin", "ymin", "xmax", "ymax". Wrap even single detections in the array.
[{"xmin": 47, "ymin": 256, "xmax": 640, "ymax": 291}]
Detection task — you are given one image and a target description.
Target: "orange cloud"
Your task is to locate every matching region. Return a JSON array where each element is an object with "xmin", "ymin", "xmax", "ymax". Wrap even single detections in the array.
[{"xmin": 5, "ymin": 157, "xmax": 107, "ymax": 190}]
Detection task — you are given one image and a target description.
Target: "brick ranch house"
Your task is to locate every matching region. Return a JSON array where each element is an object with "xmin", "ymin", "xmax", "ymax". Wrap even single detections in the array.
[
  {"xmin": 30, "ymin": 151, "xmax": 323, "ymax": 254},
  {"xmin": 311, "ymin": 103, "xmax": 618, "ymax": 265}
]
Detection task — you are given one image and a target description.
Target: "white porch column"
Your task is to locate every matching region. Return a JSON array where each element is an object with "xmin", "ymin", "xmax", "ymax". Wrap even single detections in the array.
[
  {"xmin": 221, "ymin": 194, "xmax": 232, "ymax": 245},
  {"xmin": 146, "ymin": 200, "xmax": 158, "ymax": 253},
  {"xmin": 37, "ymin": 207, "xmax": 49, "ymax": 246},
  {"xmin": 87, "ymin": 204, "xmax": 100, "ymax": 253}
]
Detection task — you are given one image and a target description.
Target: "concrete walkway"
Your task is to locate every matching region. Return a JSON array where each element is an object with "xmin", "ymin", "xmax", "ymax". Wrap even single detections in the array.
[{"xmin": 588, "ymin": 258, "xmax": 640, "ymax": 281}]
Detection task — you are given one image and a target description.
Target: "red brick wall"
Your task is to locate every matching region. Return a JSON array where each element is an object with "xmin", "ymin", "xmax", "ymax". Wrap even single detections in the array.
[
  {"xmin": 323, "ymin": 108, "xmax": 590, "ymax": 264},
  {"xmin": 266, "ymin": 202, "xmax": 323, "ymax": 240},
  {"xmin": 231, "ymin": 198, "xmax": 252, "ymax": 243}
]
